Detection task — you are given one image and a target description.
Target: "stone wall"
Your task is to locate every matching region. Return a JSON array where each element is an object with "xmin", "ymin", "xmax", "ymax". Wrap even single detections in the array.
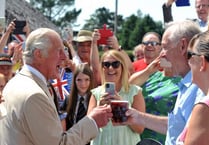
[{"xmin": 5, "ymin": 0, "xmax": 60, "ymax": 33}]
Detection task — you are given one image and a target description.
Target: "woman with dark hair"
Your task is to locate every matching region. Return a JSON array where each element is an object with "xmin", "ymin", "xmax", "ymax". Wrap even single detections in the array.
[{"xmin": 65, "ymin": 63, "xmax": 94, "ymax": 132}]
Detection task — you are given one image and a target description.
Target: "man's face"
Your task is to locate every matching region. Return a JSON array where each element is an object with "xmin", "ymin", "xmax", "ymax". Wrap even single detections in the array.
[
  {"xmin": 160, "ymin": 30, "xmax": 184, "ymax": 77},
  {"xmin": 142, "ymin": 34, "xmax": 161, "ymax": 64},
  {"xmin": 195, "ymin": 0, "xmax": 209, "ymax": 22},
  {"xmin": 77, "ymin": 41, "xmax": 91, "ymax": 63},
  {"xmin": 39, "ymin": 35, "xmax": 67, "ymax": 80},
  {"xmin": 0, "ymin": 65, "xmax": 13, "ymax": 82},
  {"xmin": 0, "ymin": 75, "xmax": 6, "ymax": 92}
]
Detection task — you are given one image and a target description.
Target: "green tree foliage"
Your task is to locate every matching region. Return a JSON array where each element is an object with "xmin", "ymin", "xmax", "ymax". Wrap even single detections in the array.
[
  {"xmin": 118, "ymin": 14, "xmax": 140, "ymax": 50},
  {"xmin": 82, "ymin": 8, "xmax": 164, "ymax": 50},
  {"xmin": 29, "ymin": 1, "xmax": 164, "ymax": 51},
  {"xmin": 119, "ymin": 12, "xmax": 164, "ymax": 50},
  {"xmin": 29, "ymin": 0, "xmax": 81, "ymax": 28},
  {"xmin": 82, "ymin": 7, "xmax": 124, "ymax": 32},
  {"xmin": 128, "ymin": 15, "xmax": 164, "ymax": 50}
]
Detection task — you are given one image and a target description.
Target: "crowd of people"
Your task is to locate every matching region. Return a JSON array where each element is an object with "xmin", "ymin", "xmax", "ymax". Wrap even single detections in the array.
[{"xmin": 1, "ymin": 0, "xmax": 209, "ymax": 145}]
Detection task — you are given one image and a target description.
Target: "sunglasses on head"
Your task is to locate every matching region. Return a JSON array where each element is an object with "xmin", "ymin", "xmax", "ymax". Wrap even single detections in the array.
[
  {"xmin": 102, "ymin": 61, "xmax": 121, "ymax": 69},
  {"xmin": 187, "ymin": 51, "xmax": 201, "ymax": 60},
  {"xmin": 142, "ymin": 41, "xmax": 161, "ymax": 46}
]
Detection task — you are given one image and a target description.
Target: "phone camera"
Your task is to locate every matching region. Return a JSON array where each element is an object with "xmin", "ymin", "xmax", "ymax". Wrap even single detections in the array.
[{"xmin": 106, "ymin": 83, "xmax": 110, "ymax": 88}]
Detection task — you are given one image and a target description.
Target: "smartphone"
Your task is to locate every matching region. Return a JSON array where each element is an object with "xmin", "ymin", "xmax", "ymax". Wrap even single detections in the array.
[
  {"xmin": 13, "ymin": 20, "xmax": 26, "ymax": 34},
  {"xmin": 105, "ymin": 82, "xmax": 115, "ymax": 95}
]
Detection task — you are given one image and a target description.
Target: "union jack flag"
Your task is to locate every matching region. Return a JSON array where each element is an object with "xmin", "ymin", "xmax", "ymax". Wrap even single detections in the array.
[
  {"xmin": 51, "ymin": 68, "xmax": 73, "ymax": 109},
  {"xmin": 12, "ymin": 34, "xmax": 26, "ymax": 42}
]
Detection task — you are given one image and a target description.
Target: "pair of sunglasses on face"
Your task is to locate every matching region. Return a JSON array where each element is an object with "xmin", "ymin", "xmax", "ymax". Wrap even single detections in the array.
[
  {"xmin": 187, "ymin": 51, "xmax": 209, "ymax": 62},
  {"xmin": 142, "ymin": 41, "xmax": 161, "ymax": 46},
  {"xmin": 187, "ymin": 51, "xmax": 201, "ymax": 59},
  {"xmin": 102, "ymin": 61, "xmax": 121, "ymax": 69}
]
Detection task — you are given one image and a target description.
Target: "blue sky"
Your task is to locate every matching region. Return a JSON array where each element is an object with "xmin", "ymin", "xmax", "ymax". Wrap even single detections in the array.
[{"xmin": 74, "ymin": 0, "xmax": 196, "ymax": 30}]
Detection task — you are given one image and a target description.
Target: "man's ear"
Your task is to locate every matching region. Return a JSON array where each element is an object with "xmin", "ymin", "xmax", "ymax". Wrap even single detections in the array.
[
  {"xmin": 33, "ymin": 49, "xmax": 42, "ymax": 59},
  {"xmin": 180, "ymin": 38, "xmax": 188, "ymax": 55}
]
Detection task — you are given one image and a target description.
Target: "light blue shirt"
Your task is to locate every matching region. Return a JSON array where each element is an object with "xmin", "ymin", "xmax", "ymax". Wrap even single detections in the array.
[
  {"xmin": 198, "ymin": 19, "xmax": 207, "ymax": 27},
  {"xmin": 165, "ymin": 71, "xmax": 205, "ymax": 145},
  {"xmin": 197, "ymin": 19, "xmax": 208, "ymax": 32}
]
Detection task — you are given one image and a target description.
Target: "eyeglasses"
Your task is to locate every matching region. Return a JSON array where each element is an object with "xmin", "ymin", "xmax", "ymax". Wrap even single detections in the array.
[
  {"xmin": 195, "ymin": 4, "xmax": 209, "ymax": 9},
  {"xmin": 102, "ymin": 61, "xmax": 121, "ymax": 69},
  {"xmin": 187, "ymin": 51, "xmax": 201, "ymax": 60},
  {"xmin": 142, "ymin": 41, "xmax": 161, "ymax": 46}
]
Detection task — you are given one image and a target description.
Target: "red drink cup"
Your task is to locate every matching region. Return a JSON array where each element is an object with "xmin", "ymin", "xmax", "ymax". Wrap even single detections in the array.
[{"xmin": 110, "ymin": 100, "xmax": 129, "ymax": 122}]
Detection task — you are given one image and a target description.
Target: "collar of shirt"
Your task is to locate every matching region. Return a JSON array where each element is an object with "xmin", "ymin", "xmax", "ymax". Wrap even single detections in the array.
[
  {"xmin": 198, "ymin": 19, "xmax": 207, "ymax": 27},
  {"xmin": 22, "ymin": 64, "xmax": 47, "ymax": 86},
  {"xmin": 178, "ymin": 71, "xmax": 192, "ymax": 89}
]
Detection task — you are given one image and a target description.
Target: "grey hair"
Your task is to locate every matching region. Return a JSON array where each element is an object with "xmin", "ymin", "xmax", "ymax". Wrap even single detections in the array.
[
  {"xmin": 23, "ymin": 28, "xmax": 54, "ymax": 64},
  {"xmin": 166, "ymin": 20, "xmax": 201, "ymax": 46}
]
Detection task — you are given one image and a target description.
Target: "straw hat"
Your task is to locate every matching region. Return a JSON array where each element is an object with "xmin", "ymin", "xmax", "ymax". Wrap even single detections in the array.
[{"xmin": 76, "ymin": 30, "xmax": 92, "ymax": 42}]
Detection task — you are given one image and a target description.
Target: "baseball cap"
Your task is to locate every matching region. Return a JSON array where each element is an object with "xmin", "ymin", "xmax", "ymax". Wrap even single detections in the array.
[
  {"xmin": 76, "ymin": 30, "xmax": 92, "ymax": 42},
  {"xmin": 0, "ymin": 54, "xmax": 13, "ymax": 66}
]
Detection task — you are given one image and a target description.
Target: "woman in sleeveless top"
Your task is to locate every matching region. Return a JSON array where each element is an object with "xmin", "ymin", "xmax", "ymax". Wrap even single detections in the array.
[{"xmin": 87, "ymin": 50, "xmax": 145, "ymax": 145}]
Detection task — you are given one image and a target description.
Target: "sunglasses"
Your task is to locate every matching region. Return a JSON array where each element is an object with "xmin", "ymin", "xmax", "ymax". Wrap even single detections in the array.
[
  {"xmin": 187, "ymin": 51, "xmax": 209, "ymax": 62},
  {"xmin": 102, "ymin": 61, "xmax": 121, "ymax": 69},
  {"xmin": 142, "ymin": 41, "xmax": 161, "ymax": 46},
  {"xmin": 187, "ymin": 51, "xmax": 201, "ymax": 60}
]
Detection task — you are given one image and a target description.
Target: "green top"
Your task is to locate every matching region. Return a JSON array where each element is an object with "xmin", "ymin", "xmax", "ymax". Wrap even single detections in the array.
[
  {"xmin": 140, "ymin": 71, "xmax": 181, "ymax": 144},
  {"xmin": 90, "ymin": 84, "xmax": 142, "ymax": 145}
]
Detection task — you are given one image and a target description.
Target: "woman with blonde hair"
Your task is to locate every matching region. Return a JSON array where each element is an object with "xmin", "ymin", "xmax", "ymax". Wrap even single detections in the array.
[{"xmin": 88, "ymin": 49, "xmax": 145, "ymax": 145}]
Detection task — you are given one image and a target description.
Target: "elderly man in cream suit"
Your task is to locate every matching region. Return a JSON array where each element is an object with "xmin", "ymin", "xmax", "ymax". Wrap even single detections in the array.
[{"xmin": 0, "ymin": 28, "xmax": 112, "ymax": 145}]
